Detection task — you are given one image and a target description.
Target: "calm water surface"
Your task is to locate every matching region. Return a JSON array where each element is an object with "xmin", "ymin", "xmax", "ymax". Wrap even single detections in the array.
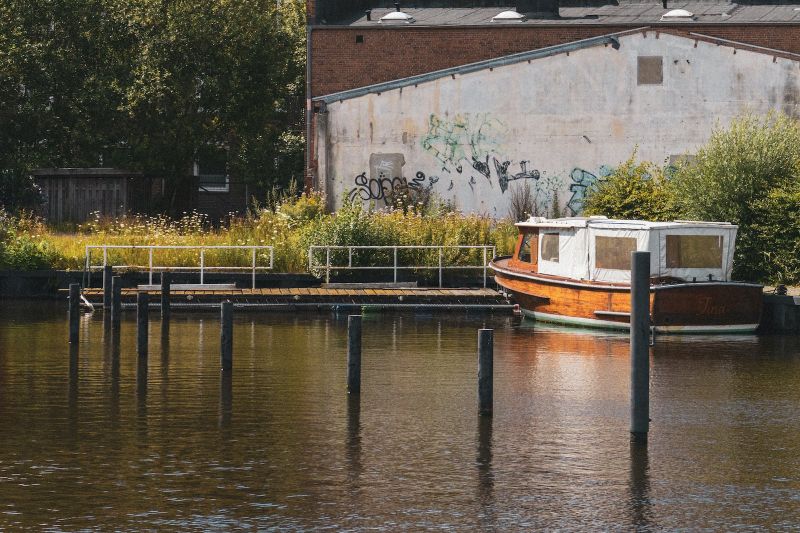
[{"xmin": 1, "ymin": 301, "xmax": 800, "ymax": 530}]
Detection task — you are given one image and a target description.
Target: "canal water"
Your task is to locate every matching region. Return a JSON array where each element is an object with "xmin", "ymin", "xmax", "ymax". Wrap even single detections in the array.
[{"xmin": 1, "ymin": 301, "xmax": 799, "ymax": 530}]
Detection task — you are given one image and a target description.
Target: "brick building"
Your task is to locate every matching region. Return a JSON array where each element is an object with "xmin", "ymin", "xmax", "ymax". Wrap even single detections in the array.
[{"xmin": 306, "ymin": 0, "xmax": 800, "ymax": 212}]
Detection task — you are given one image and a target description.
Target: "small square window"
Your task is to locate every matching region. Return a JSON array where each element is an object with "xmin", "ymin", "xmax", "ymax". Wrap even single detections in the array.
[
  {"xmin": 541, "ymin": 233, "xmax": 559, "ymax": 263},
  {"xmin": 355, "ymin": 34, "xmax": 364, "ymax": 43},
  {"xmin": 637, "ymin": 56, "xmax": 663, "ymax": 85}
]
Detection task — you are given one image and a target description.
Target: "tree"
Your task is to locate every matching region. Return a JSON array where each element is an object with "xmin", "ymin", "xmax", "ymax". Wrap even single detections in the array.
[
  {"xmin": 583, "ymin": 150, "xmax": 677, "ymax": 221},
  {"xmin": 670, "ymin": 112, "xmax": 800, "ymax": 281}
]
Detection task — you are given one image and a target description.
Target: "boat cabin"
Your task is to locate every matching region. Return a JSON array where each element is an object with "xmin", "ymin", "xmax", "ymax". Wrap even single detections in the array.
[{"xmin": 509, "ymin": 217, "xmax": 738, "ymax": 284}]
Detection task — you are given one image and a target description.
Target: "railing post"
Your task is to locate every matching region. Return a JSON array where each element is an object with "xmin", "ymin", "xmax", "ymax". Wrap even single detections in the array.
[
  {"xmin": 478, "ymin": 329, "xmax": 493, "ymax": 415},
  {"xmin": 251, "ymin": 247, "xmax": 257, "ymax": 289},
  {"xmin": 347, "ymin": 315, "xmax": 362, "ymax": 394},
  {"xmin": 69, "ymin": 283, "xmax": 80, "ymax": 344},
  {"xmin": 483, "ymin": 247, "xmax": 488, "ymax": 288},
  {"xmin": 200, "ymin": 249, "xmax": 205, "ymax": 285},
  {"xmin": 348, "ymin": 247, "xmax": 352, "ymax": 268},
  {"xmin": 438, "ymin": 248, "xmax": 443, "ymax": 288},
  {"xmin": 137, "ymin": 291, "xmax": 149, "ymax": 359},
  {"xmin": 148, "ymin": 248, "xmax": 153, "ymax": 285},
  {"xmin": 220, "ymin": 301, "xmax": 233, "ymax": 371},
  {"xmin": 630, "ymin": 251, "xmax": 651, "ymax": 444},
  {"xmin": 103, "ymin": 264, "xmax": 113, "ymax": 310},
  {"xmin": 393, "ymin": 247, "xmax": 398, "ymax": 283},
  {"xmin": 326, "ymin": 247, "xmax": 331, "ymax": 284}
]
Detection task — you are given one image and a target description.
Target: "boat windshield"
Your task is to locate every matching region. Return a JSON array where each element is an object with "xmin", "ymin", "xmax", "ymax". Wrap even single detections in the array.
[{"xmin": 519, "ymin": 234, "xmax": 532, "ymax": 262}]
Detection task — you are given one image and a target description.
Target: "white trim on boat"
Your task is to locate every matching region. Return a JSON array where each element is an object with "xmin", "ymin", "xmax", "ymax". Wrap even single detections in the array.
[{"xmin": 524, "ymin": 310, "xmax": 759, "ymax": 334}]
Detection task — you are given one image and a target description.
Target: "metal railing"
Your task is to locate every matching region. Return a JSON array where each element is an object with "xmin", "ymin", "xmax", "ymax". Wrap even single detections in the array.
[
  {"xmin": 308, "ymin": 245, "xmax": 496, "ymax": 287},
  {"xmin": 85, "ymin": 245, "xmax": 274, "ymax": 289}
]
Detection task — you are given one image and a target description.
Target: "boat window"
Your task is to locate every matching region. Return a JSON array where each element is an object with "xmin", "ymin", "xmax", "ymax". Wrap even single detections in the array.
[
  {"xmin": 666, "ymin": 235, "xmax": 723, "ymax": 268},
  {"xmin": 518, "ymin": 234, "xmax": 532, "ymax": 262},
  {"xmin": 541, "ymin": 233, "xmax": 559, "ymax": 262},
  {"xmin": 595, "ymin": 236, "xmax": 637, "ymax": 270}
]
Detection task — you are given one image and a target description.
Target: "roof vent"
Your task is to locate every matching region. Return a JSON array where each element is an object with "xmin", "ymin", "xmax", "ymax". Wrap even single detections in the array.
[
  {"xmin": 660, "ymin": 8, "xmax": 695, "ymax": 21},
  {"xmin": 380, "ymin": 10, "xmax": 415, "ymax": 23},
  {"xmin": 492, "ymin": 10, "xmax": 527, "ymax": 22}
]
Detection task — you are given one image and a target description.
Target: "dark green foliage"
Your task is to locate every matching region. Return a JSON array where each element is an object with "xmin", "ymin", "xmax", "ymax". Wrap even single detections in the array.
[
  {"xmin": 0, "ymin": 168, "xmax": 43, "ymax": 214},
  {"xmin": 583, "ymin": 151, "xmax": 677, "ymax": 221}
]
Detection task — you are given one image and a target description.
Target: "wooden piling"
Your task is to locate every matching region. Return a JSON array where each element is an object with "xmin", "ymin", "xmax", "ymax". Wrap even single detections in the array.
[
  {"xmin": 103, "ymin": 265, "xmax": 113, "ymax": 311},
  {"xmin": 220, "ymin": 301, "xmax": 233, "ymax": 371},
  {"xmin": 347, "ymin": 315, "xmax": 362, "ymax": 394},
  {"xmin": 137, "ymin": 291, "xmax": 149, "ymax": 359},
  {"xmin": 68, "ymin": 283, "xmax": 80, "ymax": 344},
  {"xmin": 478, "ymin": 329, "xmax": 493, "ymax": 415},
  {"xmin": 161, "ymin": 271, "xmax": 171, "ymax": 322},
  {"xmin": 111, "ymin": 276, "xmax": 122, "ymax": 328},
  {"xmin": 630, "ymin": 251, "xmax": 651, "ymax": 443}
]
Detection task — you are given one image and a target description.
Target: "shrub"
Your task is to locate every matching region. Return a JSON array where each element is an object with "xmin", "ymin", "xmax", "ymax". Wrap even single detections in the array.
[
  {"xmin": 670, "ymin": 112, "xmax": 800, "ymax": 281},
  {"xmin": 583, "ymin": 151, "xmax": 677, "ymax": 221},
  {"xmin": 748, "ymin": 184, "xmax": 800, "ymax": 285}
]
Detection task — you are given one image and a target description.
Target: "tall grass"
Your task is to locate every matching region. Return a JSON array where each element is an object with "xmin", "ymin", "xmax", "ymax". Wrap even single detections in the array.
[{"xmin": 1, "ymin": 193, "xmax": 518, "ymax": 274}]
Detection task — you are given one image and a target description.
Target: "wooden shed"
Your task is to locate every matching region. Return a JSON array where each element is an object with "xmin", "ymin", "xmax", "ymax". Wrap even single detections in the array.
[{"xmin": 32, "ymin": 168, "xmax": 149, "ymax": 223}]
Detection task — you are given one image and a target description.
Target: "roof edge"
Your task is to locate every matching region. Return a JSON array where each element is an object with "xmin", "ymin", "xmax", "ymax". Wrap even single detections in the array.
[{"xmin": 313, "ymin": 27, "xmax": 649, "ymax": 104}]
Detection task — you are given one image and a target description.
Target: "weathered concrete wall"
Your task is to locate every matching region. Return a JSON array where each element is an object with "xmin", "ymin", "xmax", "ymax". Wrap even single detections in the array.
[{"xmin": 315, "ymin": 31, "xmax": 800, "ymax": 217}]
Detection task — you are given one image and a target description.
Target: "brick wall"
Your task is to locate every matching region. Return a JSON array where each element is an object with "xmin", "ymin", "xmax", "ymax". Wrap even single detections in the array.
[{"xmin": 310, "ymin": 24, "xmax": 800, "ymax": 97}]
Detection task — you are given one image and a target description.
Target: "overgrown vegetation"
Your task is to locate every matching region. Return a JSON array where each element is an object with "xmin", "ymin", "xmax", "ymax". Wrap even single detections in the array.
[
  {"xmin": 0, "ymin": 195, "xmax": 517, "ymax": 278},
  {"xmin": 583, "ymin": 113, "xmax": 800, "ymax": 284}
]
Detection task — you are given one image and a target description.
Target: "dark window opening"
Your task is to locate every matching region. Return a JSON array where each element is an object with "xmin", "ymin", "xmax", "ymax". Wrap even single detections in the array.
[
  {"xmin": 518, "ymin": 234, "xmax": 531, "ymax": 262},
  {"xmin": 355, "ymin": 34, "xmax": 364, "ymax": 43}
]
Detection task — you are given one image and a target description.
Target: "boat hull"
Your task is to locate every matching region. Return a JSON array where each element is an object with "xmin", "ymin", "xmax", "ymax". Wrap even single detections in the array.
[{"xmin": 492, "ymin": 258, "xmax": 762, "ymax": 333}]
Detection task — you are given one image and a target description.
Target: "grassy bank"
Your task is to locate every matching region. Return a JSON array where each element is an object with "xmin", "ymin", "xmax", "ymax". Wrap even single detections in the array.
[{"xmin": 0, "ymin": 194, "xmax": 518, "ymax": 275}]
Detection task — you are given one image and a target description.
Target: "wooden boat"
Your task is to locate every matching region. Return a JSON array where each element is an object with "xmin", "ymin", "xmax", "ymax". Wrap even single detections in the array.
[{"xmin": 490, "ymin": 217, "xmax": 763, "ymax": 333}]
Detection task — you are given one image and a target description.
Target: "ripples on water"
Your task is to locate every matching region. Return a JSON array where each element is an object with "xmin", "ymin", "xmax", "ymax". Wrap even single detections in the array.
[{"xmin": 0, "ymin": 302, "xmax": 799, "ymax": 530}]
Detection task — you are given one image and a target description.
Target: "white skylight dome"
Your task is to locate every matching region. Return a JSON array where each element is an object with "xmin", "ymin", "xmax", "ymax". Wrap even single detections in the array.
[
  {"xmin": 660, "ymin": 8, "xmax": 695, "ymax": 21},
  {"xmin": 380, "ymin": 11, "xmax": 415, "ymax": 23},
  {"xmin": 492, "ymin": 10, "xmax": 527, "ymax": 22}
]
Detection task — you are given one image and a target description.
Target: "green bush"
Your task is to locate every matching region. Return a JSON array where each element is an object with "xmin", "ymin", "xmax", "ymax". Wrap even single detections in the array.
[
  {"xmin": 0, "ymin": 210, "xmax": 64, "ymax": 270},
  {"xmin": 670, "ymin": 112, "xmax": 800, "ymax": 281},
  {"xmin": 583, "ymin": 151, "xmax": 677, "ymax": 221},
  {"xmin": 749, "ymin": 185, "xmax": 800, "ymax": 285}
]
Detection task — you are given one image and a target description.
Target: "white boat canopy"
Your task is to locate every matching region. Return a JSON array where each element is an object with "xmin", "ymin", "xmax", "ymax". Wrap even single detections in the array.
[{"xmin": 516, "ymin": 216, "xmax": 738, "ymax": 283}]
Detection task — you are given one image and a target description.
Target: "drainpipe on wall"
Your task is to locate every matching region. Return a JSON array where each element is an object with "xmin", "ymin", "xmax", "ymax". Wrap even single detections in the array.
[{"xmin": 305, "ymin": 24, "xmax": 314, "ymax": 193}]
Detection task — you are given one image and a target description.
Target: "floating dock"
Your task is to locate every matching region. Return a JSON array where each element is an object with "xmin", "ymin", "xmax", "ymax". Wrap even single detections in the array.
[{"xmin": 78, "ymin": 286, "xmax": 512, "ymax": 312}]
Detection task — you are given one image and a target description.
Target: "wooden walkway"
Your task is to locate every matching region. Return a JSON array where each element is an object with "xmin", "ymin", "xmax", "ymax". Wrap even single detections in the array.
[{"xmin": 79, "ymin": 287, "xmax": 512, "ymax": 312}]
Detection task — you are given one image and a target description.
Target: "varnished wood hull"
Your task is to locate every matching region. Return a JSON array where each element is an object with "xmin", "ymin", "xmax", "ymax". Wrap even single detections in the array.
[{"xmin": 491, "ymin": 257, "xmax": 763, "ymax": 333}]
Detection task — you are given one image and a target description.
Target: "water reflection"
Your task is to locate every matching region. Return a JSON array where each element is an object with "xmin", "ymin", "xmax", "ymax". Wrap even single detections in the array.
[
  {"xmin": 68, "ymin": 344, "xmax": 79, "ymax": 441},
  {"xmin": 346, "ymin": 394, "xmax": 362, "ymax": 485},
  {"xmin": 628, "ymin": 442, "xmax": 652, "ymax": 530},
  {"xmin": 220, "ymin": 371, "xmax": 233, "ymax": 430},
  {"xmin": 476, "ymin": 414, "xmax": 494, "ymax": 523}
]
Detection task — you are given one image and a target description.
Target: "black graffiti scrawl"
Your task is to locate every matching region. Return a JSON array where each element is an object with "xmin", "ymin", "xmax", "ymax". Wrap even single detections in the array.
[
  {"xmin": 495, "ymin": 159, "xmax": 541, "ymax": 193},
  {"xmin": 348, "ymin": 152, "xmax": 439, "ymax": 206}
]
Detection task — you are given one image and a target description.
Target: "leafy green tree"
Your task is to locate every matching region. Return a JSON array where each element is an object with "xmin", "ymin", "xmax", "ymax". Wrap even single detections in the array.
[
  {"xmin": 583, "ymin": 151, "xmax": 677, "ymax": 221},
  {"xmin": 670, "ymin": 113, "xmax": 800, "ymax": 281}
]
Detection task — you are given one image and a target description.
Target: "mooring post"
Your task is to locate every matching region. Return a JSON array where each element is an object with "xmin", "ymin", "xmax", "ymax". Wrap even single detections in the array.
[
  {"xmin": 137, "ymin": 291, "xmax": 149, "ymax": 359},
  {"xmin": 103, "ymin": 264, "xmax": 113, "ymax": 311},
  {"xmin": 161, "ymin": 271, "xmax": 171, "ymax": 323},
  {"xmin": 220, "ymin": 301, "xmax": 233, "ymax": 371},
  {"xmin": 347, "ymin": 315, "xmax": 362, "ymax": 394},
  {"xmin": 630, "ymin": 251, "xmax": 651, "ymax": 443},
  {"xmin": 478, "ymin": 329, "xmax": 494, "ymax": 415},
  {"xmin": 68, "ymin": 283, "xmax": 80, "ymax": 344},
  {"xmin": 111, "ymin": 276, "xmax": 122, "ymax": 328}
]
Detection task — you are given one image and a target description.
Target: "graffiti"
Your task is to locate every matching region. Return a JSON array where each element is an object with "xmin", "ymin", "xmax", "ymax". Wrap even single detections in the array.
[
  {"xmin": 566, "ymin": 165, "xmax": 613, "ymax": 215},
  {"xmin": 348, "ymin": 168, "xmax": 439, "ymax": 207},
  {"xmin": 495, "ymin": 159, "xmax": 541, "ymax": 193},
  {"xmin": 421, "ymin": 113, "xmax": 505, "ymax": 175}
]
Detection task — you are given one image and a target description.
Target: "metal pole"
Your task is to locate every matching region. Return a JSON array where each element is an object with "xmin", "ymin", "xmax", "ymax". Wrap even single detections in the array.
[
  {"xmin": 393, "ymin": 247, "xmax": 398, "ymax": 283},
  {"xmin": 148, "ymin": 248, "xmax": 153, "ymax": 285},
  {"xmin": 326, "ymin": 248, "xmax": 331, "ymax": 284},
  {"xmin": 347, "ymin": 315, "xmax": 362, "ymax": 394},
  {"xmin": 439, "ymin": 248, "xmax": 443, "ymax": 288},
  {"xmin": 483, "ymin": 247, "xmax": 488, "ymax": 288},
  {"xmin": 220, "ymin": 301, "xmax": 233, "ymax": 371},
  {"xmin": 200, "ymin": 249, "xmax": 205, "ymax": 285},
  {"xmin": 251, "ymin": 248, "xmax": 256, "ymax": 289},
  {"xmin": 161, "ymin": 271, "xmax": 171, "ymax": 322},
  {"xmin": 103, "ymin": 264, "xmax": 113, "ymax": 310},
  {"xmin": 137, "ymin": 291, "xmax": 149, "ymax": 359},
  {"xmin": 478, "ymin": 329, "xmax": 493, "ymax": 415},
  {"xmin": 630, "ymin": 251, "xmax": 651, "ymax": 443},
  {"xmin": 68, "ymin": 283, "xmax": 80, "ymax": 344},
  {"xmin": 111, "ymin": 276, "xmax": 122, "ymax": 328}
]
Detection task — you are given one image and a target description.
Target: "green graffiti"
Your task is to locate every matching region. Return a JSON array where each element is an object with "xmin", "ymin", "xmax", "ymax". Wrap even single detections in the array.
[{"xmin": 421, "ymin": 113, "xmax": 506, "ymax": 176}]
